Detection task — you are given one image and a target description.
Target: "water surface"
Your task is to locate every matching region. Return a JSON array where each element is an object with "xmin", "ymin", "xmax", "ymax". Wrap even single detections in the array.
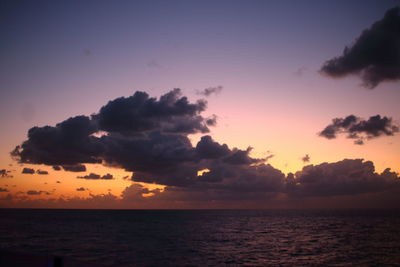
[{"xmin": 1, "ymin": 209, "xmax": 399, "ymax": 266}]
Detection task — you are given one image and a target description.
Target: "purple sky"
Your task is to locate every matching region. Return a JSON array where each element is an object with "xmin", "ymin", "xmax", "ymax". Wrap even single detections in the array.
[{"xmin": 1, "ymin": 0, "xmax": 399, "ymax": 208}]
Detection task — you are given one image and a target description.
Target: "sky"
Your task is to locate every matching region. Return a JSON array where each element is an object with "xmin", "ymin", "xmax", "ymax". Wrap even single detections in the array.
[{"xmin": 1, "ymin": 0, "xmax": 399, "ymax": 209}]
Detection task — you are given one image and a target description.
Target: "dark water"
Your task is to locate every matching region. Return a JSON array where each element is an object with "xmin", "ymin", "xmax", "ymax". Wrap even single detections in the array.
[{"xmin": 1, "ymin": 209, "xmax": 400, "ymax": 266}]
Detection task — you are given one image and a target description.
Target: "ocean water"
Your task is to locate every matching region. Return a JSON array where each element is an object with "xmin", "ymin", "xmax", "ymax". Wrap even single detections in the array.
[{"xmin": 0, "ymin": 209, "xmax": 399, "ymax": 266}]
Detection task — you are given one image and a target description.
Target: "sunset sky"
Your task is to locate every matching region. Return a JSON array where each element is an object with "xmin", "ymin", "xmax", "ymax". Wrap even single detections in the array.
[{"xmin": 1, "ymin": 0, "xmax": 399, "ymax": 209}]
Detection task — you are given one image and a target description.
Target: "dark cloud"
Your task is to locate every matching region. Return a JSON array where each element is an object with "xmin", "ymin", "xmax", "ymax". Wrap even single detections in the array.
[
  {"xmin": 12, "ymin": 116, "xmax": 102, "ymax": 165},
  {"xmin": 319, "ymin": 115, "xmax": 399, "ymax": 144},
  {"xmin": 56, "ymin": 181, "xmax": 61, "ymax": 184},
  {"xmin": 116, "ymin": 133, "xmax": 273, "ymax": 188},
  {"xmin": 62, "ymin": 164, "xmax": 87, "ymax": 172},
  {"xmin": 0, "ymin": 187, "xmax": 9, "ymax": 192},
  {"xmin": 195, "ymin": 135, "xmax": 230, "ymax": 159},
  {"xmin": 223, "ymin": 147, "xmax": 262, "ymax": 165},
  {"xmin": 77, "ymin": 173, "xmax": 113, "ymax": 180},
  {"xmin": 11, "ymin": 89, "xmax": 400, "ymax": 206},
  {"xmin": 320, "ymin": 7, "xmax": 400, "ymax": 88},
  {"xmin": 130, "ymin": 158, "xmax": 400, "ymax": 203},
  {"xmin": 205, "ymin": 115, "xmax": 217, "ymax": 127},
  {"xmin": 195, "ymin": 136, "xmax": 263, "ymax": 165},
  {"xmin": 77, "ymin": 173, "xmax": 100, "ymax": 179},
  {"xmin": 26, "ymin": 190, "xmax": 49, "ymax": 195},
  {"xmin": 3, "ymin": 159, "xmax": 400, "ymax": 208},
  {"xmin": 52, "ymin": 165, "xmax": 61, "ymax": 171},
  {"xmin": 36, "ymin": 169, "xmax": 48, "ymax": 175},
  {"xmin": 22, "ymin": 167, "xmax": 35, "ymax": 174},
  {"xmin": 287, "ymin": 159, "xmax": 400, "ymax": 197},
  {"xmin": 0, "ymin": 169, "xmax": 13, "ymax": 178},
  {"xmin": 121, "ymin": 183, "xmax": 155, "ymax": 200},
  {"xmin": 94, "ymin": 88, "xmax": 210, "ymax": 134},
  {"xmin": 196, "ymin": 86, "xmax": 223, "ymax": 97},
  {"xmin": 76, "ymin": 187, "xmax": 86, "ymax": 191},
  {"xmin": 302, "ymin": 154, "xmax": 310, "ymax": 163},
  {"xmin": 103, "ymin": 132, "xmax": 197, "ymax": 186},
  {"xmin": 12, "ymin": 89, "xmax": 215, "ymax": 186},
  {"xmin": 101, "ymin": 174, "xmax": 113, "ymax": 180}
]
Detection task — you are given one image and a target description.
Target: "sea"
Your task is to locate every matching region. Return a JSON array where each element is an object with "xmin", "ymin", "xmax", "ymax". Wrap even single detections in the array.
[{"xmin": 0, "ymin": 209, "xmax": 400, "ymax": 266}]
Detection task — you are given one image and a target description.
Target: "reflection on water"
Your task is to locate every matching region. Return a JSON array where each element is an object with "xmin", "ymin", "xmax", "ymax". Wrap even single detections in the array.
[{"xmin": 1, "ymin": 209, "xmax": 399, "ymax": 266}]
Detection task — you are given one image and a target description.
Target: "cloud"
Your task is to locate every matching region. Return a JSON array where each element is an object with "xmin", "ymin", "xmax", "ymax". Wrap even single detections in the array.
[
  {"xmin": 195, "ymin": 135, "xmax": 230, "ymax": 159},
  {"xmin": 77, "ymin": 173, "xmax": 114, "ymax": 180},
  {"xmin": 121, "ymin": 159, "xmax": 400, "ymax": 205},
  {"xmin": 301, "ymin": 154, "xmax": 310, "ymax": 163},
  {"xmin": 2, "ymin": 158, "xmax": 400, "ymax": 209},
  {"xmin": 22, "ymin": 167, "xmax": 35, "ymax": 174},
  {"xmin": 223, "ymin": 147, "xmax": 262, "ymax": 165},
  {"xmin": 12, "ymin": 90, "xmax": 214, "ymax": 181},
  {"xmin": 264, "ymin": 154, "xmax": 274, "ymax": 161},
  {"xmin": 0, "ymin": 187, "xmax": 9, "ymax": 192},
  {"xmin": 52, "ymin": 165, "xmax": 61, "ymax": 171},
  {"xmin": 319, "ymin": 115, "xmax": 399, "ymax": 144},
  {"xmin": 10, "ymin": 89, "xmax": 400, "ymax": 207},
  {"xmin": 287, "ymin": 159, "xmax": 400, "ymax": 197},
  {"xmin": 196, "ymin": 86, "xmax": 223, "ymax": 97},
  {"xmin": 11, "ymin": 116, "xmax": 102, "ymax": 165},
  {"xmin": 121, "ymin": 183, "xmax": 156, "ymax": 200},
  {"xmin": 320, "ymin": 7, "xmax": 400, "ymax": 88},
  {"xmin": 101, "ymin": 174, "xmax": 113, "ymax": 180},
  {"xmin": 36, "ymin": 169, "xmax": 48, "ymax": 175},
  {"xmin": 94, "ymin": 88, "xmax": 210, "ymax": 134},
  {"xmin": 62, "ymin": 164, "xmax": 87, "ymax": 172},
  {"xmin": 26, "ymin": 190, "xmax": 50, "ymax": 195},
  {"xmin": 0, "ymin": 169, "xmax": 13, "ymax": 178},
  {"xmin": 76, "ymin": 187, "xmax": 86, "ymax": 191},
  {"xmin": 77, "ymin": 173, "xmax": 100, "ymax": 179},
  {"xmin": 56, "ymin": 181, "xmax": 61, "ymax": 184}
]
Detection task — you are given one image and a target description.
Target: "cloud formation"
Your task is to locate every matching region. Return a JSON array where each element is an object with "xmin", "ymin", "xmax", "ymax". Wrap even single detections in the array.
[
  {"xmin": 0, "ymin": 169, "xmax": 13, "ymax": 178},
  {"xmin": 1, "ymin": 158, "xmax": 399, "ymax": 209},
  {"xmin": 12, "ymin": 116, "xmax": 101, "ymax": 166},
  {"xmin": 301, "ymin": 154, "xmax": 310, "ymax": 163},
  {"xmin": 36, "ymin": 169, "xmax": 48, "ymax": 175},
  {"xmin": 0, "ymin": 187, "xmax": 9, "ymax": 192},
  {"xmin": 11, "ymin": 89, "xmax": 284, "ymax": 193},
  {"xmin": 320, "ymin": 7, "xmax": 400, "ymax": 88},
  {"xmin": 114, "ymin": 158, "xmax": 400, "ymax": 208},
  {"xmin": 94, "ymin": 88, "xmax": 211, "ymax": 134},
  {"xmin": 52, "ymin": 165, "xmax": 61, "ymax": 171},
  {"xmin": 319, "ymin": 115, "xmax": 399, "ymax": 144},
  {"xmin": 76, "ymin": 187, "xmax": 86, "ymax": 191},
  {"xmin": 196, "ymin": 86, "xmax": 223, "ymax": 97},
  {"xmin": 62, "ymin": 164, "xmax": 87, "ymax": 172},
  {"xmin": 26, "ymin": 190, "xmax": 50, "ymax": 195},
  {"xmin": 287, "ymin": 159, "xmax": 400, "ymax": 197},
  {"xmin": 77, "ymin": 173, "xmax": 113, "ymax": 180},
  {"xmin": 22, "ymin": 168, "xmax": 35, "ymax": 174},
  {"xmin": 10, "ymin": 89, "xmax": 400, "ymax": 207}
]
